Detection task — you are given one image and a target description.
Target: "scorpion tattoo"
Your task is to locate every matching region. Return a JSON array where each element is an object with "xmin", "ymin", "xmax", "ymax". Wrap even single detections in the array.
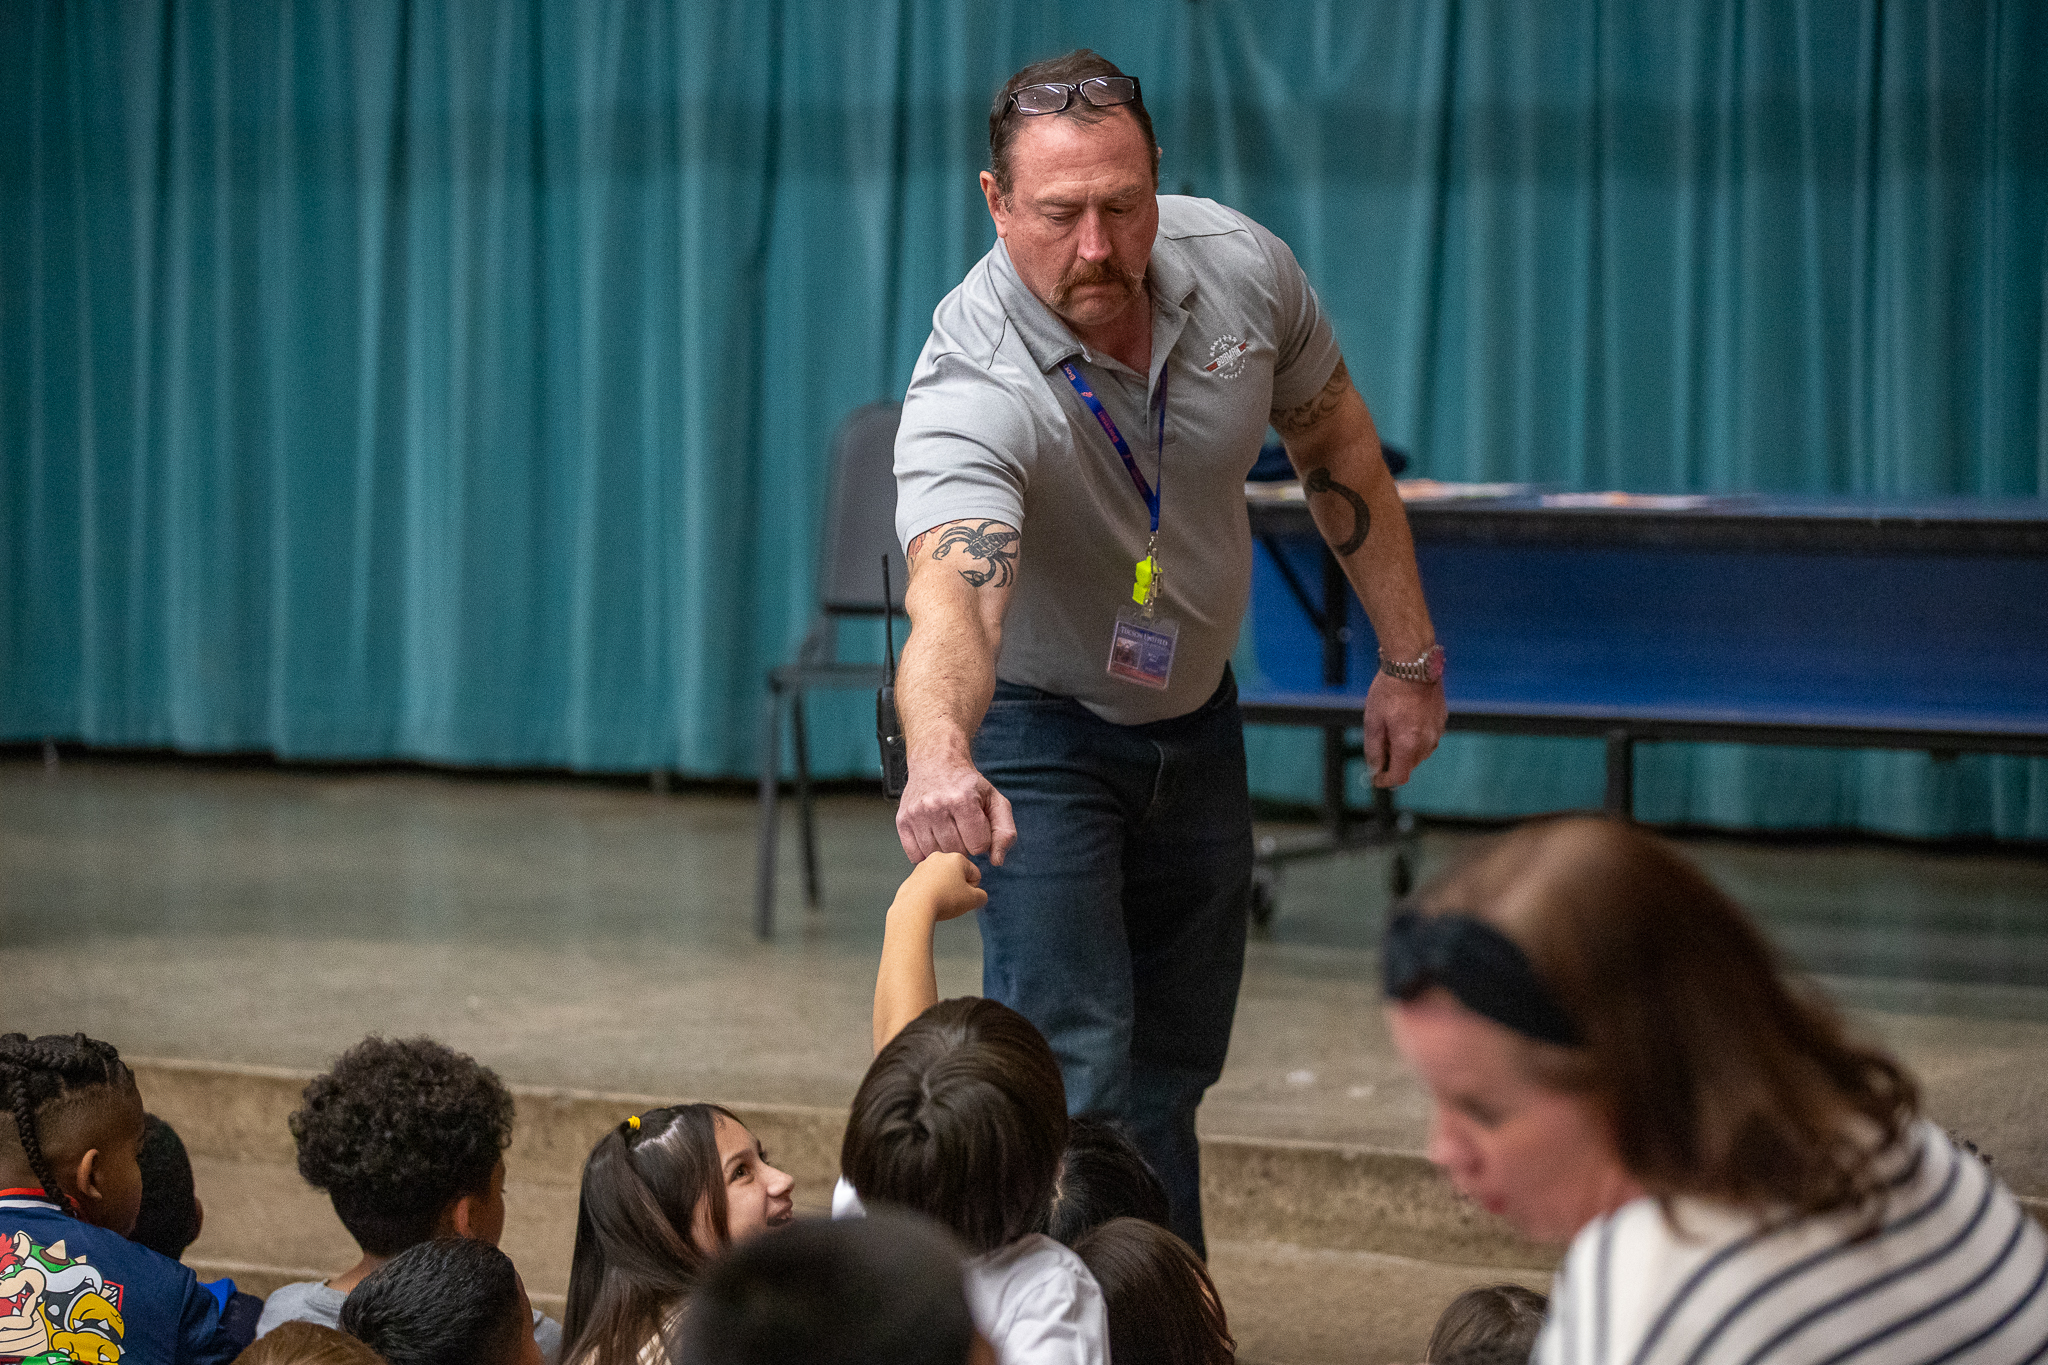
[{"xmin": 932, "ymin": 520, "xmax": 1020, "ymax": 588}]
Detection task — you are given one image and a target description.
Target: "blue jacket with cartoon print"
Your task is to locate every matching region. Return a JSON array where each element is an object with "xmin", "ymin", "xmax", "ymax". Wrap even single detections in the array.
[{"xmin": 1, "ymin": 1193, "xmax": 238, "ymax": 1365}]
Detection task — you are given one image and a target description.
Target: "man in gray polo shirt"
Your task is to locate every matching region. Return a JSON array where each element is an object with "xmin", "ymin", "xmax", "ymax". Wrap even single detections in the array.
[{"xmin": 891, "ymin": 49, "xmax": 1446, "ymax": 1253}]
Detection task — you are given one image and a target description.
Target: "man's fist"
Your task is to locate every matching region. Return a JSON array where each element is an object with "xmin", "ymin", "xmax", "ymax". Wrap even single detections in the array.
[{"xmin": 895, "ymin": 756, "xmax": 1019, "ymax": 865}]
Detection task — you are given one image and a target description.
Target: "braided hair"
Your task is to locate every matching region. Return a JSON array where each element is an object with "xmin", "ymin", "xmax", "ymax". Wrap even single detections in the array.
[{"xmin": 0, "ymin": 1032, "xmax": 133, "ymax": 1211}]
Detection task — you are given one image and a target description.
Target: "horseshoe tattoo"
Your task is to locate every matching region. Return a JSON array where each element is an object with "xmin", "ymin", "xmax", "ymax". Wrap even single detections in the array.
[{"xmin": 1304, "ymin": 468, "xmax": 1370, "ymax": 555}]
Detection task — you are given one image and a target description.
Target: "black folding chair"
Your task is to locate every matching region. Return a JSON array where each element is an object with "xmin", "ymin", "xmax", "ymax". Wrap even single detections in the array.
[{"xmin": 753, "ymin": 401, "xmax": 905, "ymax": 938}]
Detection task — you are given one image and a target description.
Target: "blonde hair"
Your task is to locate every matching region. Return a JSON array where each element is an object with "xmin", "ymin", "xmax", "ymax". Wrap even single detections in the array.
[{"xmin": 233, "ymin": 1322, "xmax": 385, "ymax": 1365}]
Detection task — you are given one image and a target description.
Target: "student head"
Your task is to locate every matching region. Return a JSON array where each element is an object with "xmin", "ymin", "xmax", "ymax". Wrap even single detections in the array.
[
  {"xmin": 231, "ymin": 1321, "xmax": 385, "ymax": 1365},
  {"xmin": 1044, "ymin": 1114, "xmax": 1171, "ymax": 1245},
  {"xmin": 130, "ymin": 1113, "xmax": 203, "ymax": 1260},
  {"xmin": 289, "ymin": 1036, "xmax": 515, "ymax": 1257},
  {"xmin": 1071, "ymin": 1217, "xmax": 1234, "ymax": 1365},
  {"xmin": 841, "ymin": 997, "xmax": 1067, "ymax": 1254},
  {"xmin": 340, "ymin": 1237, "xmax": 542, "ymax": 1365},
  {"xmin": 0, "ymin": 1032, "xmax": 145, "ymax": 1234},
  {"xmin": 678, "ymin": 1211, "xmax": 994, "ymax": 1365},
  {"xmin": 1384, "ymin": 816, "xmax": 1919, "ymax": 1245},
  {"xmin": 563, "ymin": 1104, "xmax": 795, "ymax": 1365},
  {"xmin": 1425, "ymin": 1284, "xmax": 1548, "ymax": 1365}
]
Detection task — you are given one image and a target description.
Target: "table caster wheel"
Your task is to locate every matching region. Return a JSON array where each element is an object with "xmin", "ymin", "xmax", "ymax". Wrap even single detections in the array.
[{"xmin": 1251, "ymin": 871, "xmax": 1279, "ymax": 928}]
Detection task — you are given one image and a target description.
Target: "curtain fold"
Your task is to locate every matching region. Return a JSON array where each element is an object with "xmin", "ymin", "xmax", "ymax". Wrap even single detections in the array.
[{"xmin": 4, "ymin": 1, "xmax": 2043, "ymax": 835}]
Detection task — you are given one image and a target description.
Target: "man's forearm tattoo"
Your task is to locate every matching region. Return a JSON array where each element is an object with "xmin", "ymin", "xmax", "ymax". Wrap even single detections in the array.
[
  {"xmin": 1272, "ymin": 358, "xmax": 1352, "ymax": 435},
  {"xmin": 932, "ymin": 521, "xmax": 1020, "ymax": 588},
  {"xmin": 1305, "ymin": 467, "xmax": 1371, "ymax": 555}
]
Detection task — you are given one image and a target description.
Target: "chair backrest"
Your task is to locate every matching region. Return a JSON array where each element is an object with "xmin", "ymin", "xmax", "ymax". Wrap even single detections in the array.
[{"xmin": 817, "ymin": 401, "xmax": 907, "ymax": 615}]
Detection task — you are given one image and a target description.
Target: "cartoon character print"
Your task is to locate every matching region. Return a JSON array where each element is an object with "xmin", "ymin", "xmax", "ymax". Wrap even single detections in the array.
[{"xmin": 0, "ymin": 1231, "xmax": 124, "ymax": 1363}]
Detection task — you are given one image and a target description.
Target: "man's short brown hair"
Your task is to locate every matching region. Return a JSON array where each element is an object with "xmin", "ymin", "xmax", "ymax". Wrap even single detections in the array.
[{"xmin": 988, "ymin": 49, "xmax": 1158, "ymax": 199}]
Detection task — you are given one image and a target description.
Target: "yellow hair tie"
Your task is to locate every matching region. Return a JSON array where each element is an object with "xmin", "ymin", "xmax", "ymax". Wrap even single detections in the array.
[{"xmin": 627, "ymin": 1114, "xmax": 641, "ymax": 1131}]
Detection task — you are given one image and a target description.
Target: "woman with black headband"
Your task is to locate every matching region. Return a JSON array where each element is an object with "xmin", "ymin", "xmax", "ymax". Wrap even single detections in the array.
[{"xmin": 1382, "ymin": 816, "xmax": 2048, "ymax": 1365}]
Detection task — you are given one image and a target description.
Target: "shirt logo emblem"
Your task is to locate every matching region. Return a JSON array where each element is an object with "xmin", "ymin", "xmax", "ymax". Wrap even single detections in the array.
[{"xmin": 1204, "ymin": 334, "xmax": 1251, "ymax": 380}]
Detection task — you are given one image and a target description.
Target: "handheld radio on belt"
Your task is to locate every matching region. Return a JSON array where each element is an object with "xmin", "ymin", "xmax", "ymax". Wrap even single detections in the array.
[{"xmin": 877, "ymin": 554, "xmax": 908, "ymax": 798}]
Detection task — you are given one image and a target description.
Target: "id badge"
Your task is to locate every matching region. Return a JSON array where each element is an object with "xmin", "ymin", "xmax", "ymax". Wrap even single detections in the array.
[{"xmin": 1107, "ymin": 606, "xmax": 1178, "ymax": 690}]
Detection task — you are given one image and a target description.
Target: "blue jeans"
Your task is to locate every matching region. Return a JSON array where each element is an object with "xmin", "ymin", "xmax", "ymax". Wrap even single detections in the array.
[{"xmin": 972, "ymin": 666, "xmax": 1253, "ymax": 1257}]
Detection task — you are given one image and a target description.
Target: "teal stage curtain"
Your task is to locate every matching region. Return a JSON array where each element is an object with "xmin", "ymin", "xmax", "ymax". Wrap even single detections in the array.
[{"xmin": 4, "ymin": 2, "xmax": 2043, "ymax": 836}]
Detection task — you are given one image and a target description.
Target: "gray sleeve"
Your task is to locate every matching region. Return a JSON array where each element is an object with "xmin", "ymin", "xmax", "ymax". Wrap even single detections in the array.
[
  {"xmin": 894, "ymin": 348, "xmax": 1033, "ymax": 550},
  {"xmin": 536, "ymin": 1310, "xmax": 565, "ymax": 1364},
  {"xmin": 1246, "ymin": 217, "xmax": 1343, "ymax": 412}
]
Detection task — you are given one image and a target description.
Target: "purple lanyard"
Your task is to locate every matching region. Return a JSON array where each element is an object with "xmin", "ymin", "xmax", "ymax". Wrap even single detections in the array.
[{"xmin": 1060, "ymin": 362, "xmax": 1167, "ymax": 534}]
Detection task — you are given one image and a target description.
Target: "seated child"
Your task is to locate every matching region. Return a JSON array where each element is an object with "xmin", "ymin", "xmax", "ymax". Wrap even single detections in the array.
[
  {"xmin": 677, "ymin": 1210, "xmax": 996, "ymax": 1365},
  {"xmin": 229, "ymin": 1321, "xmax": 383, "ymax": 1364},
  {"xmin": 339, "ymin": 1237, "xmax": 543, "ymax": 1365},
  {"xmin": 254, "ymin": 1035, "xmax": 563, "ymax": 1360},
  {"xmin": 0, "ymin": 1030, "xmax": 240, "ymax": 1364},
  {"xmin": 838, "ymin": 852, "xmax": 1109, "ymax": 1365},
  {"xmin": 562, "ymin": 1103, "xmax": 795, "ymax": 1365},
  {"xmin": 1424, "ymin": 1284, "xmax": 1548, "ymax": 1365},
  {"xmin": 1043, "ymin": 1116, "xmax": 1171, "ymax": 1246},
  {"xmin": 1071, "ymin": 1217, "xmax": 1234, "ymax": 1365},
  {"xmin": 131, "ymin": 1113, "xmax": 266, "ymax": 1350}
]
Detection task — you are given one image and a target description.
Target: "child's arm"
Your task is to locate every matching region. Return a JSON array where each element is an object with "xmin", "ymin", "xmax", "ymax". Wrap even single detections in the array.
[{"xmin": 874, "ymin": 852, "xmax": 988, "ymax": 1053}]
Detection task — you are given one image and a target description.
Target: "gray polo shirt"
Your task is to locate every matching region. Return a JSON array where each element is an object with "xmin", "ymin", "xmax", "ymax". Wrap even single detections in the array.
[{"xmin": 895, "ymin": 195, "xmax": 1341, "ymax": 726}]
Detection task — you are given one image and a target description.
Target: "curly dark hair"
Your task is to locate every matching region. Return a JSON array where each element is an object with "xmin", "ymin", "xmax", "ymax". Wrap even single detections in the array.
[
  {"xmin": 0, "ymin": 1032, "xmax": 136, "ymax": 1213},
  {"xmin": 290, "ymin": 1037, "xmax": 515, "ymax": 1256}
]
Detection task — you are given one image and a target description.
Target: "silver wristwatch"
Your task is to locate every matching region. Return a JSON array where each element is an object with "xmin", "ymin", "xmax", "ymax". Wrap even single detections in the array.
[{"xmin": 1378, "ymin": 644, "xmax": 1446, "ymax": 684}]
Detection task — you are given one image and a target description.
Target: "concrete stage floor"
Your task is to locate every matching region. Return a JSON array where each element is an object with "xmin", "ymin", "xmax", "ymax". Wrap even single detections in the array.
[{"xmin": 4, "ymin": 756, "xmax": 2046, "ymax": 1363}]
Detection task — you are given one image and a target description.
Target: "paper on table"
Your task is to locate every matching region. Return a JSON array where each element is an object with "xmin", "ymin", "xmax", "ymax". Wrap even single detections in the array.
[
  {"xmin": 1539, "ymin": 491, "xmax": 1730, "ymax": 510},
  {"xmin": 1243, "ymin": 479, "xmax": 1534, "ymax": 503},
  {"xmin": 1395, "ymin": 480, "xmax": 1532, "ymax": 502}
]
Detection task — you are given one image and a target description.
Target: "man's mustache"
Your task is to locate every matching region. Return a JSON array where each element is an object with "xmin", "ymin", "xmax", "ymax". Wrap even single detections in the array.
[{"xmin": 1053, "ymin": 258, "xmax": 1144, "ymax": 310}]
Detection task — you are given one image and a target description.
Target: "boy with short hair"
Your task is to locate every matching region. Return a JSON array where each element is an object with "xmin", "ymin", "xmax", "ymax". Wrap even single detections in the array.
[
  {"xmin": 129, "ymin": 1113, "xmax": 266, "ymax": 1350},
  {"xmin": 340, "ymin": 1238, "xmax": 545, "ymax": 1365},
  {"xmin": 255, "ymin": 1035, "xmax": 562, "ymax": 1360},
  {"xmin": 1, "ymin": 1030, "xmax": 240, "ymax": 1364},
  {"xmin": 678, "ymin": 1212, "xmax": 995, "ymax": 1365}
]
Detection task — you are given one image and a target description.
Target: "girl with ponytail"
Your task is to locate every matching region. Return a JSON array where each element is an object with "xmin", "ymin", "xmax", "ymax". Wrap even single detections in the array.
[{"xmin": 561, "ymin": 1104, "xmax": 794, "ymax": 1365}]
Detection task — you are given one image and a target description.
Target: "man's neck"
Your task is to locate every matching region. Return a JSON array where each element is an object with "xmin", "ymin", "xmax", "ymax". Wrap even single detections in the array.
[{"xmin": 1072, "ymin": 294, "xmax": 1153, "ymax": 377}]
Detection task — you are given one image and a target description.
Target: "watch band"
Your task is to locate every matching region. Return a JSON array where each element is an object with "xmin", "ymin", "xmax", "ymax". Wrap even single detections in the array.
[{"xmin": 1379, "ymin": 644, "xmax": 1445, "ymax": 684}]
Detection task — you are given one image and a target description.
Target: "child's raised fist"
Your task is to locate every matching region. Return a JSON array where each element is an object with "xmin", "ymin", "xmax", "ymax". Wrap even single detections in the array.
[{"xmin": 901, "ymin": 851, "xmax": 988, "ymax": 922}]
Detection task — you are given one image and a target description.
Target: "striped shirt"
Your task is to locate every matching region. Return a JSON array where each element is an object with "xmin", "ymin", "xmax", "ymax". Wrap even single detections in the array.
[{"xmin": 1535, "ymin": 1122, "xmax": 2048, "ymax": 1365}]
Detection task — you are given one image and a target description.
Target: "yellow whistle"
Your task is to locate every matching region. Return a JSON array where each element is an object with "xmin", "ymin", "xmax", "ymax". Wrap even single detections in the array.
[{"xmin": 1132, "ymin": 555, "xmax": 1155, "ymax": 606}]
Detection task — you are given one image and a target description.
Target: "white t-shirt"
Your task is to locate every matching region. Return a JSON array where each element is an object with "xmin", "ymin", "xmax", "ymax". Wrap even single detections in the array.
[
  {"xmin": 832, "ymin": 1180, "xmax": 1108, "ymax": 1365},
  {"xmin": 964, "ymin": 1234, "xmax": 1110, "ymax": 1365},
  {"xmin": 1535, "ymin": 1122, "xmax": 2048, "ymax": 1365}
]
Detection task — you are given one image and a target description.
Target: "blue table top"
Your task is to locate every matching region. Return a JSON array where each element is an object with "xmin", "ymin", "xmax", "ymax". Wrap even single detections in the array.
[{"xmin": 1246, "ymin": 487, "xmax": 2048, "ymax": 554}]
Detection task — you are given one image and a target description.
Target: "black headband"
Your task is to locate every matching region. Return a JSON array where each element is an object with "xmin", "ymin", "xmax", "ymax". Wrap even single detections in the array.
[{"xmin": 1381, "ymin": 910, "xmax": 1582, "ymax": 1047}]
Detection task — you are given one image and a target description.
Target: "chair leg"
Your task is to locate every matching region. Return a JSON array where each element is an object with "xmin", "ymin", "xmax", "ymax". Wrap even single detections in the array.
[
  {"xmin": 755, "ymin": 687, "xmax": 783, "ymax": 940},
  {"xmin": 1323, "ymin": 723, "xmax": 1349, "ymax": 840},
  {"xmin": 792, "ymin": 693, "xmax": 821, "ymax": 908},
  {"xmin": 1604, "ymin": 729, "xmax": 1635, "ymax": 819}
]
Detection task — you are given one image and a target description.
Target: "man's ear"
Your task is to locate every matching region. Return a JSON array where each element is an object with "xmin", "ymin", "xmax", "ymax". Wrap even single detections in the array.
[{"xmin": 979, "ymin": 170, "xmax": 1009, "ymax": 238}]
